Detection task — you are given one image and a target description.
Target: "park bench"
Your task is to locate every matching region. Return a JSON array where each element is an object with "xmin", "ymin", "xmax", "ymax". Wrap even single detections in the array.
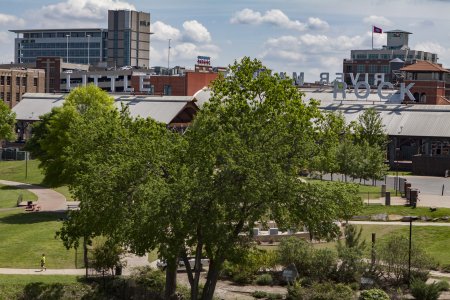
[{"xmin": 25, "ymin": 203, "xmax": 41, "ymax": 212}]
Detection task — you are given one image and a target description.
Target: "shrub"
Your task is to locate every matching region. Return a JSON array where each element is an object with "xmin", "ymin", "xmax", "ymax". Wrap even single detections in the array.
[
  {"xmin": 252, "ymin": 290, "xmax": 268, "ymax": 298},
  {"xmin": 436, "ymin": 280, "xmax": 450, "ymax": 291},
  {"xmin": 375, "ymin": 234, "xmax": 433, "ymax": 286},
  {"xmin": 309, "ymin": 248, "xmax": 337, "ymax": 282},
  {"xmin": 278, "ymin": 237, "xmax": 313, "ymax": 277},
  {"xmin": 410, "ymin": 278, "xmax": 442, "ymax": 300},
  {"xmin": 221, "ymin": 248, "xmax": 277, "ymax": 284},
  {"xmin": 359, "ymin": 288, "xmax": 389, "ymax": 300},
  {"xmin": 131, "ymin": 266, "xmax": 165, "ymax": 294},
  {"xmin": 256, "ymin": 273, "xmax": 273, "ymax": 286},
  {"xmin": 287, "ymin": 281, "xmax": 354, "ymax": 300}
]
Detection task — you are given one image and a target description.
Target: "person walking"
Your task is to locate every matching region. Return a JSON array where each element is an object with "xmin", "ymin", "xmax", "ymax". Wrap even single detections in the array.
[{"xmin": 40, "ymin": 254, "xmax": 46, "ymax": 271}]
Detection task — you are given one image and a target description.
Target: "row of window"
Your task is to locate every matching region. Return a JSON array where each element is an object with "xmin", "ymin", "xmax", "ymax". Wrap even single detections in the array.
[
  {"xmin": 0, "ymin": 76, "xmax": 38, "ymax": 87},
  {"xmin": 21, "ymin": 50, "xmax": 101, "ymax": 57},
  {"xmin": 21, "ymin": 42, "xmax": 102, "ymax": 49},
  {"xmin": 353, "ymin": 53, "xmax": 436, "ymax": 61},
  {"xmin": 2, "ymin": 92, "xmax": 22, "ymax": 102},
  {"xmin": 355, "ymin": 65, "xmax": 390, "ymax": 73},
  {"xmin": 23, "ymin": 32, "xmax": 104, "ymax": 38}
]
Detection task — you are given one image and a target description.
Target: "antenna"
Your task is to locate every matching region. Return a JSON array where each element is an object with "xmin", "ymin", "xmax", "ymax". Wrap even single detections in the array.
[{"xmin": 167, "ymin": 39, "xmax": 171, "ymax": 75}]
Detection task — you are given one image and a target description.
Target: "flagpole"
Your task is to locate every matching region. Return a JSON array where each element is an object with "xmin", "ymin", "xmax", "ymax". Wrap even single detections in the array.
[{"xmin": 372, "ymin": 25, "xmax": 374, "ymax": 50}]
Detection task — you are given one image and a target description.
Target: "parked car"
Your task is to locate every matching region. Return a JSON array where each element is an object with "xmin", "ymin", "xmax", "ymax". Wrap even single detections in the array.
[{"xmin": 156, "ymin": 257, "xmax": 209, "ymax": 271}]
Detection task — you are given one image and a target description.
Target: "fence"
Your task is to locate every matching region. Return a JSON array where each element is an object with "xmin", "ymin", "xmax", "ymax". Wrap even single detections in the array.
[{"xmin": 0, "ymin": 148, "xmax": 29, "ymax": 161}]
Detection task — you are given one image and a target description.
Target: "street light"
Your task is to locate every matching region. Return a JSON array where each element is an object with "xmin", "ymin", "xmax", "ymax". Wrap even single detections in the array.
[
  {"xmin": 66, "ymin": 34, "xmax": 70, "ymax": 63},
  {"xmin": 407, "ymin": 215, "xmax": 419, "ymax": 287},
  {"xmin": 86, "ymin": 34, "xmax": 91, "ymax": 65}
]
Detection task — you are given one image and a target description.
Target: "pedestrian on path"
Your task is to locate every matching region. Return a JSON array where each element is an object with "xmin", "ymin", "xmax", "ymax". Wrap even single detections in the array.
[{"xmin": 40, "ymin": 254, "xmax": 46, "ymax": 271}]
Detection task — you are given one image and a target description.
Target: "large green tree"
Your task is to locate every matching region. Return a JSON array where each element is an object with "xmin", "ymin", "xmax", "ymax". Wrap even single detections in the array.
[
  {"xmin": 178, "ymin": 57, "xmax": 361, "ymax": 299},
  {"xmin": 39, "ymin": 59, "xmax": 362, "ymax": 300},
  {"xmin": 26, "ymin": 85, "xmax": 115, "ymax": 186},
  {"xmin": 0, "ymin": 101, "xmax": 16, "ymax": 144}
]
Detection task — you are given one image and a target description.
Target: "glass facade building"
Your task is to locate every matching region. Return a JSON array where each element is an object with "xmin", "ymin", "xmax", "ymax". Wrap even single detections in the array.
[{"xmin": 11, "ymin": 29, "xmax": 108, "ymax": 65}]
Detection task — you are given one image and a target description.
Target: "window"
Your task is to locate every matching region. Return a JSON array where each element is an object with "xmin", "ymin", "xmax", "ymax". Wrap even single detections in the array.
[
  {"xmin": 6, "ymin": 76, "xmax": 11, "ymax": 85},
  {"xmin": 380, "ymin": 54, "xmax": 390, "ymax": 59},
  {"xmin": 369, "ymin": 65, "xmax": 378, "ymax": 73},
  {"xmin": 22, "ymin": 77, "xmax": 27, "ymax": 86},
  {"xmin": 368, "ymin": 54, "xmax": 378, "ymax": 60},
  {"xmin": 16, "ymin": 77, "xmax": 21, "ymax": 86},
  {"xmin": 381, "ymin": 65, "xmax": 390, "ymax": 73},
  {"xmin": 6, "ymin": 92, "xmax": 11, "ymax": 102},
  {"xmin": 356, "ymin": 54, "xmax": 367, "ymax": 59},
  {"xmin": 0, "ymin": 76, "xmax": 4, "ymax": 85},
  {"xmin": 33, "ymin": 78, "xmax": 38, "ymax": 86},
  {"xmin": 163, "ymin": 85, "xmax": 172, "ymax": 95},
  {"xmin": 16, "ymin": 93, "xmax": 20, "ymax": 102},
  {"xmin": 357, "ymin": 65, "xmax": 366, "ymax": 73}
]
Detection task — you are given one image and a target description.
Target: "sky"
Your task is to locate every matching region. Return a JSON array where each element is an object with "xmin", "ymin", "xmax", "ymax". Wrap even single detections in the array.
[{"xmin": 1, "ymin": 0, "xmax": 450, "ymax": 82}]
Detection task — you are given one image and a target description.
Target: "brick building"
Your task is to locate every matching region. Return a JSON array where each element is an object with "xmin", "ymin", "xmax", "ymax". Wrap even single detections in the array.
[
  {"xmin": 0, "ymin": 68, "xmax": 45, "ymax": 108},
  {"xmin": 400, "ymin": 60, "xmax": 450, "ymax": 104}
]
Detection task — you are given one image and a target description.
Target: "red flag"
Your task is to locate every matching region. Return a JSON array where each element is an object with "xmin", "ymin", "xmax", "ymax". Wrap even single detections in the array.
[{"xmin": 373, "ymin": 26, "xmax": 382, "ymax": 34}]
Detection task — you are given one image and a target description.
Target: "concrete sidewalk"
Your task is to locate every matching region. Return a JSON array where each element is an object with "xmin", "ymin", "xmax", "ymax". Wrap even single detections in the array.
[{"xmin": 0, "ymin": 180, "xmax": 67, "ymax": 211}]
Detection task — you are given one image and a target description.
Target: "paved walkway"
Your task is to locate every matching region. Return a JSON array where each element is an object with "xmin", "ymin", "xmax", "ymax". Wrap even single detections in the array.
[
  {"xmin": 349, "ymin": 221, "xmax": 450, "ymax": 227},
  {"xmin": 0, "ymin": 179, "xmax": 67, "ymax": 211}
]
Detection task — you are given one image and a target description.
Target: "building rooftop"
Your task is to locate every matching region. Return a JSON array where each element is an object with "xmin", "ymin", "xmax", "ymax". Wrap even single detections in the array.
[
  {"xmin": 400, "ymin": 60, "xmax": 449, "ymax": 73},
  {"xmin": 9, "ymin": 28, "xmax": 105, "ymax": 33},
  {"xmin": 385, "ymin": 29, "xmax": 412, "ymax": 34}
]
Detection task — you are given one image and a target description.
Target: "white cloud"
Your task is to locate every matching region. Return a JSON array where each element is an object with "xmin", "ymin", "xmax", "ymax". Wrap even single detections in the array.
[
  {"xmin": 231, "ymin": 8, "xmax": 329, "ymax": 32},
  {"xmin": 151, "ymin": 21, "xmax": 182, "ymax": 41},
  {"xmin": 363, "ymin": 15, "xmax": 393, "ymax": 27},
  {"xmin": 182, "ymin": 20, "xmax": 211, "ymax": 43},
  {"xmin": 0, "ymin": 13, "xmax": 26, "ymax": 28},
  {"xmin": 307, "ymin": 17, "xmax": 329, "ymax": 31},
  {"xmin": 32, "ymin": 0, "xmax": 135, "ymax": 27},
  {"xmin": 230, "ymin": 8, "xmax": 262, "ymax": 25}
]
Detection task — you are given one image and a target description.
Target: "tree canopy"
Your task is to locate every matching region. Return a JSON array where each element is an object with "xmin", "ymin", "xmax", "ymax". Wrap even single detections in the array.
[
  {"xmin": 0, "ymin": 102, "xmax": 16, "ymax": 143},
  {"xmin": 30, "ymin": 59, "xmax": 366, "ymax": 300}
]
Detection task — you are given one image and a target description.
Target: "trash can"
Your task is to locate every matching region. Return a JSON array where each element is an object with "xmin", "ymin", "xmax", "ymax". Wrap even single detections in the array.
[
  {"xmin": 410, "ymin": 189, "xmax": 418, "ymax": 208},
  {"xmin": 115, "ymin": 265, "xmax": 122, "ymax": 276},
  {"xmin": 385, "ymin": 192, "xmax": 391, "ymax": 206},
  {"xmin": 405, "ymin": 182, "xmax": 411, "ymax": 199}
]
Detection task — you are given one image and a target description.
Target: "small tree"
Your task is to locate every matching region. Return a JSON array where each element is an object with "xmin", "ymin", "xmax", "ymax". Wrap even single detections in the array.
[
  {"xmin": 375, "ymin": 234, "xmax": 433, "ymax": 286},
  {"xmin": 336, "ymin": 225, "xmax": 367, "ymax": 283},
  {"xmin": 90, "ymin": 237, "xmax": 125, "ymax": 277},
  {"xmin": 0, "ymin": 101, "xmax": 16, "ymax": 145}
]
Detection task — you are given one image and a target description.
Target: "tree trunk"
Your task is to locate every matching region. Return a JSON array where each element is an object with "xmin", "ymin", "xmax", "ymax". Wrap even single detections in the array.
[
  {"xmin": 201, "ymin": 257, "xmax": 223, "ymax": 300},
  {"xmin": 165, "ymin": 258, "xmax": 178, "ymax": 300},
  {"xmin": 83, "ymin": 237, "xmax": 88, "ymax": 278}
]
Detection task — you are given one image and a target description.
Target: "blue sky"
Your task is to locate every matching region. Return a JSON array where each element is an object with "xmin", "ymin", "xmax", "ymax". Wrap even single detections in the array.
[{"xmin": 1, "ymin": 0, "xmax": 450, "ymax": 82}]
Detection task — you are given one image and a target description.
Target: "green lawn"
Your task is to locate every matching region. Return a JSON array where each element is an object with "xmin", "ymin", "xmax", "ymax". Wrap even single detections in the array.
[
  {"xmin": 0, "ymin": 275, "xmax": 88, "ymax": 299},
  {"xmin": 0, "ymin": 184, "xmax": 38, "ymax": 208},
  {"xmin": 259, "ymin": 225, "xmax": 450, "ymax": 265},
  {"xmin": 0, "ymin": 160, "xmax": 73, "ymax": 200},
  {"xmin": 0, "ymin": 209, "xmax": 81, "ymax": 268},
  {"xmin": 360, "ymin": 205, "xmax": 450, "ymax": 219}
]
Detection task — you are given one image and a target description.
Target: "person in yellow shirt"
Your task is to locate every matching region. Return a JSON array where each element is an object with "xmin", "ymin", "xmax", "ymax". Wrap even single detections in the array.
[{"xmin": 40, "ymin": 254, "xmax": 46, "ymax": 271}]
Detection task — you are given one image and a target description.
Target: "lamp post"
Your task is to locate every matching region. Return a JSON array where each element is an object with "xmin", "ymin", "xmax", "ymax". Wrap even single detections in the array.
[
  {"xmin": 86, "ymin": 34, "xmax": 91, "ymax": 65},
  {"xmin": 66, "ymin": 34, "xmax": 70, "ymax": 63},
  {"xmin": 407, "ymin": 216, "xmax": 419, "ymax": 287}
]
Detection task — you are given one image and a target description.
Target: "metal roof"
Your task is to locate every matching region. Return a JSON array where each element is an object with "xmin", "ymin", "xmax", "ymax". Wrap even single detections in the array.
[
  {"xmin": 385, "ymin": 30, "xmax": 412, "ymax": 34},
  {"xmin": 321, "ymin": 103, "xmax": 450, "ymax": 138},
  {"xmin": 9, "ymin": 28, "xmax": 106, "ymax": 33},
  {"xmin": 13, "ymin": 93, "xmax": 195, "ymax": 124}
]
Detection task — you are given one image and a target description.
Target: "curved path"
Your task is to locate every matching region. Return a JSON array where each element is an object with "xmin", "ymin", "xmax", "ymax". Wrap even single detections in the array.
[{"xmin": 0, "ymin": 180, "xmax": 67, "ymax": 211}]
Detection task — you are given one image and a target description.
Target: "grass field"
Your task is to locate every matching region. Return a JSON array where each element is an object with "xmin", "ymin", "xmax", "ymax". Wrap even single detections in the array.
[
  {"xmin": 0, "ymin": 209, "xmax": 80, "ymax": 269},
  {"xmin": 0, "ymin": 184, "xmax": 37, "ymax": 209},
  {"xmin": 360, "ymin": 205, "xmax": 450, "ymax": 219},
  {"xmin": 0, "ymin": 275, "xmax": 87, "ymax": 299},
  {"xmin": 259, "ymin": 224, "xmax": 450, "ymax": 265},
  {"xmin": 0, "ymin": 160, "xmax": 73, "ymax": 200}
]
